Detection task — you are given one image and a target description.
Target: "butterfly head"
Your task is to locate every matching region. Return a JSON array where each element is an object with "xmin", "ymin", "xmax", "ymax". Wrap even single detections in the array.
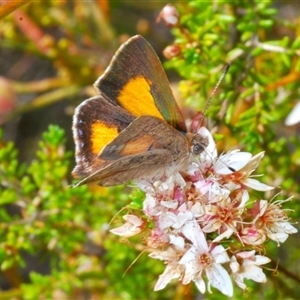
[{"xmin": 191, "ymin": 134, "xmax": 209, "ymax": 155}]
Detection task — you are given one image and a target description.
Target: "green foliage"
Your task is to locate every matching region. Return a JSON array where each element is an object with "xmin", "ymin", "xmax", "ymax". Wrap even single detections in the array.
[
  {"xmin": 0, "ymin": 0, "xmax": 300, "ymax": 299},
  {"xmin": 0, "ymin": 125, "xmax": 164, "ymax": 299},
  {"xmin": 168, "ymin": 1, "xmax": 300, "ymax": 203}
]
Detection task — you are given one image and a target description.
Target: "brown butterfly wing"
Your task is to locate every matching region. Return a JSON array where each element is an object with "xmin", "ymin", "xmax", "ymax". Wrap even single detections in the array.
[
  {"xmin": 72, "ymin": 96, "xmax": 135, "ymax": 179},
  {"xmin": 75, "ymin": 116, "xmax": 189, "ymax": 186},
  {"xmin": 94, "ymin": 35, "xmax": 187, "ymax": 133},
  {"xmin": 73, "ymin": 35, "xmax": 188, "ymax": 186}
]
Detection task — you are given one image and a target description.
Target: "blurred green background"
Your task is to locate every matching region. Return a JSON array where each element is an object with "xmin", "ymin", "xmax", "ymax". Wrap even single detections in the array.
[{"xmin": 1, "ymin": 1, "xmax": 300, "ymax": 299}]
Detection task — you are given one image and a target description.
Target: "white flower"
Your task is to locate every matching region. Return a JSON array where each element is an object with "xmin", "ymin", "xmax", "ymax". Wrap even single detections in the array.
[
  {"xmin": 214, "ymin": 150, "xmax": 252, "ymax": 175},
  {"xmin": 149, "ymin": 247, "xmax": 184, "ymax": 291},
  {"xmin": 240, "ymin": 226, "xmax": 267, "ymax": 245},
  {"xmin": 252, "ymin": 199, "xmax": 298, "ymax": 244},
  {"xmin": 143, "ymin": 193, "xmax": 160, "ymax": 217},
  {"xmin": 230, "ymin": 250, "xmax": 271, "ymax": 289},
  {"xmin": 110, "ymin": 215, "xmax": 144, "ymax": 237},
  {"xmin": 154, "ymin": 263, "xmax": 182, "ymax": 291},
  {"xmin": 159, "ymin": 211, "xmax": 194, "ymax": 231},
  {"xmin": 109, "ymin": 122, "xmax": 297, "ymax": 295},
  {"xmin": 179, "ymin": 221, "xmax": 233, "ymax": 296},
  {"xmin": 217, "ymin": 151, "xmax": 274, "ymax": 192}
]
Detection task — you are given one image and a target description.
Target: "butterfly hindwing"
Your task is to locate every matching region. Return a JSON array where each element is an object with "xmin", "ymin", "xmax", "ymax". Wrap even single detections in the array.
[
  {"xmin": 79, "ymin": 116, "xmax": 189, "ymax": 186},
  {"xmin": 72, "ymin": 96, "xmax": 135, "ymax": 179},
  {"xmin": 100, "ymin": 115, "xmax": 188, "ymax": 160}
]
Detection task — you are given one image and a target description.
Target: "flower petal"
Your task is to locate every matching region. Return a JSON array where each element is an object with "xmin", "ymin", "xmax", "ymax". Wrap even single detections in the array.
[
  {"xmin": 243, "ymin": 178, "xmax": 274, "ymax": 191},
  {"xmin": 216, "ymin": 151, "xmax": 252, "ymax": 175},
  {"xmin": 210, "ymin": 245, "xmax": 230, "ymax": 264},
  {"xmin": 181, "ymin": 221, "xmax": 208, "ymax": 251},
  {"xmin": 285, "ymin": 100, "xmax": 300, "ymax": 125},
  {"xmin": 169, "ymin": 234, "xmax": 185, "ymax": 249},
  {"xmin": 154, "ymin": 263, "xmax": 182, "ymax": 291},
  {"xmin": 206, "ymin": 264, "xmax": 233, "ymax": 296},
  {"xmin": 194, "ymin": 277, "xmax": 206, "ymax": 294},
  {"xmin": 242, "ymin": 264, "xmax": 267, "ymax": 283}
]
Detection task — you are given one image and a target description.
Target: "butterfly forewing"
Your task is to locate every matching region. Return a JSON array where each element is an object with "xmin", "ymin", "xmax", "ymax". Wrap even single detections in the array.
[{"xmin": 94, "ymin": 35, "xmax": 187, "ymax": 132}]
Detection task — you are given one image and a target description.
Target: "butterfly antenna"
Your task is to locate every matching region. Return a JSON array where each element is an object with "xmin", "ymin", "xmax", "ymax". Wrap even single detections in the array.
[{"xmin": 197, "ymin": 63, "xmax": 231, "ymax": 131}]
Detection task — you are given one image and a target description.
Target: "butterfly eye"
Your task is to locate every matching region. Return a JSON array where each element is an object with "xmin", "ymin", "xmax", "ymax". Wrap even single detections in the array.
[
  {"xmin": 191, "ymin": 135, "xmax": 209, "ymax": 156},
  {"xmin": 192, "ymin": 143, "xmax": 205, "ymax": 155}
]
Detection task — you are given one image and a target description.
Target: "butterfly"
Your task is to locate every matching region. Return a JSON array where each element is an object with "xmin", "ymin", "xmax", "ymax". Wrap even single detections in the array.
[{"xmin": 72, "ymin": 35, "xmax": 209, "ymax": 187}]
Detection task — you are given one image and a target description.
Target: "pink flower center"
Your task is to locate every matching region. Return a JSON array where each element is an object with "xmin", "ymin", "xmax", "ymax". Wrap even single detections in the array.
[{"xmin": 199, "ymin": 253, "xmax": 212, "ymax": 267}]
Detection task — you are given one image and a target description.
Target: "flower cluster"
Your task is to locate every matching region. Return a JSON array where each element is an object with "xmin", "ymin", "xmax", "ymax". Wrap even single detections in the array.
[{"xmin": 110, "ymin": 127, "xmax": 297, "ymax": 296}]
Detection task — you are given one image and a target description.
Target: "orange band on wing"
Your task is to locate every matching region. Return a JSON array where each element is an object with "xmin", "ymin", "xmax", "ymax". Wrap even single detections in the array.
[
  {"xmin": 91, "ymin": 121, "xmax": 118, "ymax": 154},
  {"xmin": 119, "ymin": 134, "xmax": 155, "ymax": 156},
  {"xmin": 118, "ymin": 76, "xmax": 164, "ymax": 120}
]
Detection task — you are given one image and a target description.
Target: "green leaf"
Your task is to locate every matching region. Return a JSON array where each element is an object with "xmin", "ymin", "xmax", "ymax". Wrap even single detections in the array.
[
  {"xmin": 258, "ymin": 19, "xmax": 274, "ymax": 29},
  {"xmin": 1, "ymin": 258, "xmax": 14, "ymax": 270},
  {"xmin": 292, "ymin": 36, "xmax": 300, "ymax": 49}
]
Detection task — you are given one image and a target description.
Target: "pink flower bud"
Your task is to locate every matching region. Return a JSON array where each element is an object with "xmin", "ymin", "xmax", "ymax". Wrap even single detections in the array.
[
  {"xmin": 157, "ymin": 4, "xmax": 179, "ymax": 27},
  {"xmin": 163, "ymin": 44, "xmax": 181, "ymax": 59}
]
